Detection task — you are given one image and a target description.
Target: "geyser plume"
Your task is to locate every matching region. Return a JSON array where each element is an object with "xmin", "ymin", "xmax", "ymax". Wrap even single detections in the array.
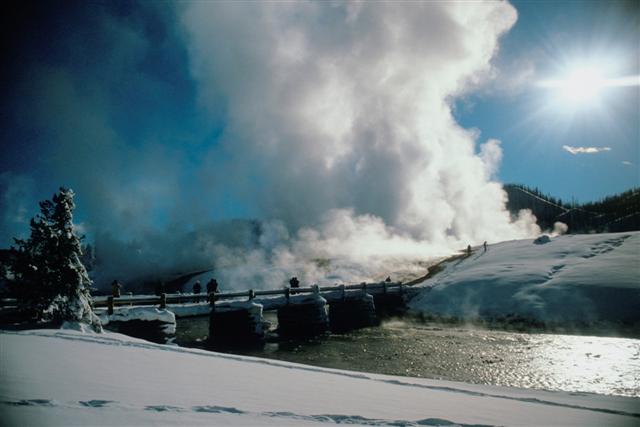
[{"xmin": 171, "ymin": 1, "xmax": 538, "ymax": 286}]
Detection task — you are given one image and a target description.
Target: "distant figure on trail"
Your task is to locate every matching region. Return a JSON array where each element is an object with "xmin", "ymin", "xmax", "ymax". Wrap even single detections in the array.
[
  {"xmin": 111, "ymin": 280, "xmax": 122, "ymax": 298},
  {"xmin": 289, "ymin": 277, "xmax": 300, "ymax": 288},
  {"xmin": 466, "ymin": 245, "xmax": 472, "ymax": 256},
  {"xmin": 385, "ymin": 276, "xmax": 391, "ymax": 282},
  {"xmin": 483, "ymin": 241, "xmax": 488, "ymax": 252},
  {"xmin": 207, "ymin": 278, "xmax": 219, "ymax": 294},
  {"xmin": 154, "ymin": 281, "xmax": 165, "ymax": 296},
  {"xmin": 193, "ymin": 280, "xmax": 202, "ymax": 302}
]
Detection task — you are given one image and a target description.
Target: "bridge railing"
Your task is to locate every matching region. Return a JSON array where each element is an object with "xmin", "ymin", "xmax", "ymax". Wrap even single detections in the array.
[
  {"xmin": 0, "ymin": 282, "xmax": 406, "ymax": 314},
  {"xmin": 92, "ymin": 281, "xmax": 405, "ymax": 314}
]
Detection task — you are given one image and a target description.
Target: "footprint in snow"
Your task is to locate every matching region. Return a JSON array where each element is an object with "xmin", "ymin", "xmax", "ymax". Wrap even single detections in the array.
[
  {"xmin": 2, "ymin": 399, "xmax": 56, "ymax": 407},
  {"xmin": 145, "ymin": 405, "xmax": 185, "ymax": 412},
  {"xmin": 192, "ymin": 405, "xmax": 246, "ymax": 414},
  {"xmin": 79, "ymin": 400, "xmax": 115, "ymax": 408}
]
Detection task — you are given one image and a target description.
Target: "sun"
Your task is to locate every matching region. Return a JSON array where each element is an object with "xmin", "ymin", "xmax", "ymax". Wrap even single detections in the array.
[
  {"xmin": 538, "ymin": 65, "xmax": 607, "ymax": 108},
  {"xmin": 537, "ymin": 61, "xmax": 639, "ymax": 112},
  {"xmin": 559, "ymin": 67, "xmax": 605, "ymax": 103}
]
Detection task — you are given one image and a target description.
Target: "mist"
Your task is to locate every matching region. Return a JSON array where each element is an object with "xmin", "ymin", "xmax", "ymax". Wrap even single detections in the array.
[{"xmin": 1, "ymin": 1, "xmax": 540, "ymax": 290}]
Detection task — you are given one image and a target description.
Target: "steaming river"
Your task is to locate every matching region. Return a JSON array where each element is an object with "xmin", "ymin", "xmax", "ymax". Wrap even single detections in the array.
[{"xmin": 175, "ymin": 315, "xmax": 640, "ymax": 398}]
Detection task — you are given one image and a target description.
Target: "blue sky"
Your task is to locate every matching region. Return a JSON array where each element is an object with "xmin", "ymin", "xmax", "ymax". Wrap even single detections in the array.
[
  {"xmin": 455, "ymin": 0, "xmax": 638, "ymax": 203},
  {"xmin": 0, "ymin": 0, "xmax": 638, "ymax": 248}
]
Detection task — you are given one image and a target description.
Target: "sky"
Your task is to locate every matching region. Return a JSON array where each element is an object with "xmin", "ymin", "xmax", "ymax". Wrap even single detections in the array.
[
  {"xmin": 0, "ymin": 1, "xmax": 638, "ymax": 286},
  {"xmin": 455, "ymin": 0, "xmax": 639, "ymax": 204}
]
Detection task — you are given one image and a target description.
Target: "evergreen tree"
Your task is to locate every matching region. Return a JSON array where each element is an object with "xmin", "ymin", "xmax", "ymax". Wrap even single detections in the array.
[{"xmin": 6, "ymin": 187, "xmax": 102, "ymax": 331}]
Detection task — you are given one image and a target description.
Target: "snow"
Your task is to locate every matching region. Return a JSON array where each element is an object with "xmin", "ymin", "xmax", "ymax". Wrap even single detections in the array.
[
  {"xmin": 408, "ymin": 232, "xmax": 640, "ymax": 330},
  {"xmin": 97, "ymin": 306, "xmax": 176, "ymax": 335},
  {"xmin": 1, "ymin": 329, "xmax": 638, "ymax": 426}
]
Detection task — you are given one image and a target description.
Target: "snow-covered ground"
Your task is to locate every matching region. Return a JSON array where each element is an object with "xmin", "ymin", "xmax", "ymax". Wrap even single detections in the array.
[
  {"xmin": 1, "ymin": 329, "xmax": 638, "ymax": 426},
  {"xmin": 409, "ymin": 232, "xmax": 640, "ymax": 332}
]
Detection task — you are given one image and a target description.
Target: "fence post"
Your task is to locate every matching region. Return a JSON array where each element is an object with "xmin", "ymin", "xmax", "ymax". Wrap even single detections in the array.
[
  {"xmin": 248, "ymin": 289, "xmax": 255, "ymax": 300},
  {"xmin": 160, "ymin": 293, "xmax": 166, "ymax": 309},
  {"xmin": 285, "ymin": 287, "xmax": 290, "ymax": 304},
  {"xmin": 399, "ymin": 283, "xmax": 404, "ymax": 295},
  {"xmin": 313, "ymin": 284, "xmax": 319, "ymax": 295},
  {"xmin": 383, "ymin": 282, "xmax": 387, "ymax": 294},
  {"xmin": 209, "ymin": 292, "xmax": 216, "ymax": 306},
  {"xmin": 361, "ymin": 282, "xmax": 367, "ymax": 295},
  {"xmin": 107, "ymin": 296, "xmax": 114, "ymax": 315},
  {"xmin": 340, "ymin": 284, "xmax": 346, "ymax": 301}
]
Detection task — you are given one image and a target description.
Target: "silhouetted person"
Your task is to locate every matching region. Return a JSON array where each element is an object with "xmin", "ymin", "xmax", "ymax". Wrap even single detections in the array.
[
  {"xmin": 385, "ymin": 276, "xmax": 391, "ymax": 282},
  {"xmin": 483, "ymin": 241, "xmax": 488, "ymax": 252},
  {"xmin": 466, "ymin": 244, "xmax": 472, "ymax": 256},
  {"xmin": 289, "ymin": 277, "xmax": 300, "ymax": 288},
  {"xmin": 111, "ymin": 280, "xmax": 122, "ymax": 298},
  {"xmin": 207, "ymin": 278, "xmax": 219, "ymax": 294},
  {"xmin": 193, "ymin": 280, "xmax": 202, "ymax": 302}
]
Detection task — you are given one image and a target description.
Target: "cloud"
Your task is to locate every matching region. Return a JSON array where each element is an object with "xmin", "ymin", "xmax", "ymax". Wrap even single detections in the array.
[
  {"xmin": 562, "ymin": 145, "xmax": 612, "ymax": 155},
  {"xmin": 622, "ymin": 161, "xmax": 633, "ymax": 166}
]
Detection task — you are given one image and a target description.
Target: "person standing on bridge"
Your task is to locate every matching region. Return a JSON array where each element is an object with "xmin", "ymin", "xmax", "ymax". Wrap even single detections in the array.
[
  {"xmin": 289, "ymin": 277, "xmax": 300, "ymax": 288},
  {"xmin": 466, "ymin": 244, "xmax": 472, "ymax": 256},
  {"xmin": 483, "ymin": 241, "xmax": 488, "ymax": 252},
  {"xmin": 111, "ymin": 280, "xmax": 122, "ymax": 298},
  {"xmin": 207, "ymin": 278, "xmax": 219, "ymax": 294},
  {"xmin": 207, "ymin": 278, "xmax": 218, "ymax": 303},
  {"xmin": 193, "ymin": 280, "xmax": 202, "ymax": 302}
]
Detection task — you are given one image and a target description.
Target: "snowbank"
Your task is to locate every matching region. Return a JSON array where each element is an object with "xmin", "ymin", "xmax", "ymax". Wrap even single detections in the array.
[
  {"xmin": 409, "ymin": 232, "xmax": 640, "ymax": 333},
  {"xmin": 1, "ymin": 329, "xmax": 638, "ymax": 426}
]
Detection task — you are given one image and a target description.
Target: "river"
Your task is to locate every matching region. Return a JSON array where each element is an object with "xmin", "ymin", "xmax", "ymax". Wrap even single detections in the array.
[{"xmin": 175, "ymin": 314, "xmax": 640, "ymax": 398}]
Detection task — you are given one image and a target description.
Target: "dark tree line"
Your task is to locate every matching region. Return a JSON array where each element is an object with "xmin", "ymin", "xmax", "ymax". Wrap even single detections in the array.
[{"xmin": 504, "ymin": 184, "xmax": 640, "ymax": 233}]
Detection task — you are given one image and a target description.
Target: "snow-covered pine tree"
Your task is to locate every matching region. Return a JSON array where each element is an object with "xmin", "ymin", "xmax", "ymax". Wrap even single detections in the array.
[{"xmin": 7, "ymin": 187, "xmax": 102, "ymax": 331}]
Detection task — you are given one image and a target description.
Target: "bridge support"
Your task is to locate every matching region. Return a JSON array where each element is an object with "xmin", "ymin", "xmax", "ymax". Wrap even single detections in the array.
[
  {"xmin": 372, "ymin": 285, "xmax": 408, "ymax": 317},
  {"xmin": 329, "ymin": 293, "xmax": 379, "ymax": 333},
  {"xmin": 277, "ymin": 288, "xmax": 329, "ymax": 338},
  {"xmin": 209, "ymin": 300, "xmax": 265, "ymax": 345},
  {"xmin": 373, "ymin": 295, "xmax": 407, "ymax": 317}
]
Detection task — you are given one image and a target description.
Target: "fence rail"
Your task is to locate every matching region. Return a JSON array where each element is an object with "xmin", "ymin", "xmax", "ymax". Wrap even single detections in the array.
[{"xmin": 1, "ymin": 281, "xmax": 406, "ymax": 314}]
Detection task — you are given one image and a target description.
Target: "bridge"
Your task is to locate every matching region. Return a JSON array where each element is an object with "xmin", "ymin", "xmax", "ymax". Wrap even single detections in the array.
[{"xmin": 92, "ymin": 281, "xmax": 416, "ymax": 344}]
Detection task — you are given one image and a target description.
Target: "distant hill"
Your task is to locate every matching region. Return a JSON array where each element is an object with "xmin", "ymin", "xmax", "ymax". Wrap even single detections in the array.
[{"xmin": 504, "ymin": 184, "xmax": 640, "ymax": 233}]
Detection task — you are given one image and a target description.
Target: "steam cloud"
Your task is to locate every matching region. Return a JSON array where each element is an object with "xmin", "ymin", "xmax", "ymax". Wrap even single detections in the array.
[{"xmin": 2, "ymin": 2, "xmax": 540, "ymax": 290}]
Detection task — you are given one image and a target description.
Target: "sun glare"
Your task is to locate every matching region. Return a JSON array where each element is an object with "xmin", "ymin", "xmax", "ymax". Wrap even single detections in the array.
[
  {"xmin": 538, "ymin": 65, "xmax": 607, "ymax": 107},
  {"xmin": 538, "ymin": 62, "xmax": 640, "ymax": 111},
  {"xmin": 560, "ymin": 67, "xmax": 605, "ymax": 102}
]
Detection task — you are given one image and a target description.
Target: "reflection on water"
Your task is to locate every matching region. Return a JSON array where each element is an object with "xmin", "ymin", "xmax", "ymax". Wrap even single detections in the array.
[{"xmin": 175, "ymin": 315, "xmax": 640, "ymax": 397}]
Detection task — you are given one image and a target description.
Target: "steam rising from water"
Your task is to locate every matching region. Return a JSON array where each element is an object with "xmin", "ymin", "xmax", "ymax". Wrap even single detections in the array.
[{"xmin": 168, "ymin": 1, "xmax": 538, "ymax": 288}]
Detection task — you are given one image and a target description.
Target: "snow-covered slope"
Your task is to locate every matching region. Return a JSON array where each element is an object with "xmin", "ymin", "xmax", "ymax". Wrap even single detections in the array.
[
  {"xmin": 1, "ymin": 329, "xmax": 638, "ymax": 426},
  {"xmin": 409, "ymin": 232, "xmax": 640, "ymax": 331}
]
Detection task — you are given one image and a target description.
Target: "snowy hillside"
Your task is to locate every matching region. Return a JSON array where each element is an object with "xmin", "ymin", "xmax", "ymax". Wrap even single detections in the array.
[
  {"xmin": 409, "ymin": 232, "xmax": 640, "ymax": 333},
  {"xmin": 1, "ymin": 329, "xmax": 639, "ymax": 426}
]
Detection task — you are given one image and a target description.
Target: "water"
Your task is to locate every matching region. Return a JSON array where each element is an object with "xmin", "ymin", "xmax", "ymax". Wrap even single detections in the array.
[{"xmin": 175, "ymin": 314, "xmax": 640, "ymax": 397}]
